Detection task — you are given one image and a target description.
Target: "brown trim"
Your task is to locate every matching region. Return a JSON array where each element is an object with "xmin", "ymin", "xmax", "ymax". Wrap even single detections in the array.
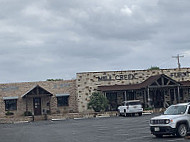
[{"xmin": 98, "ymin": 74, "xmax": 181, "ymax": 92}]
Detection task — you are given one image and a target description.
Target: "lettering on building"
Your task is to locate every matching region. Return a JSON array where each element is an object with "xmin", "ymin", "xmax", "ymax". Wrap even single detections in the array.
[
  {"xmin": 97, "ymin": 75, "xmax": 113, "ymax": 81},
  {"xmin": 97, "ymin": 73, "xmax": 138, "ymax": 81},
  {"xmin": 1, "ymin": 86, "xmax": 19, "ymax": 91},
  {"xmin": 170, "ymin": 71, "xmax": 190, "ymax": 78}
]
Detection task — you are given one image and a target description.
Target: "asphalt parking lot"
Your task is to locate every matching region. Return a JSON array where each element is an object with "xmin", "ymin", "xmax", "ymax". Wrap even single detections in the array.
[{"xmin": 0, "ymin": 114, "xmax": 189, "ymax": 142}]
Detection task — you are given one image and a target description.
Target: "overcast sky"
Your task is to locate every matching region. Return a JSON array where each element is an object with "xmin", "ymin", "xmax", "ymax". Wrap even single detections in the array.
[{"xmin": 0, "ymin": 0, "xmax": 190, "ymax": 83}]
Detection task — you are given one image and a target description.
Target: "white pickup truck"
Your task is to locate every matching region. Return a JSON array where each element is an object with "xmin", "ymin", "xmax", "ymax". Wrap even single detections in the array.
[
  {"xmin": 118, "ymin": 100, "xmax": 143, "ymax": 116},
  {"xmin": 150, "ymin": 103, "xmax": 190, "ymax": 137}
]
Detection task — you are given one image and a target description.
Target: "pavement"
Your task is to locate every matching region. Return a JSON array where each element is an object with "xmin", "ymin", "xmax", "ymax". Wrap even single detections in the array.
[{"xmin": 0, "ymin": 114, "xmax": 189, "ymax": 142}]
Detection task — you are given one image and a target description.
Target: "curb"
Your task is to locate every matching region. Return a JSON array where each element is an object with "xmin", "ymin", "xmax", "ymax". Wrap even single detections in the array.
[
  {"xmin": 51, "ymin": 118, "xmax": 66, "ymax": 121},
  {"xmin": 13, "ymin": 121, "xmax": 29, "ymax": 124},
  {"xmin": 142, "ymin": 112, "xmax": 152, "ymax": 115}
]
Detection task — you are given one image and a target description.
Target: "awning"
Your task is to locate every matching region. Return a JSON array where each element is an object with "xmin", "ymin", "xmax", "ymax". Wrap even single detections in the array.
[
  {"xmin": 55, "ymin": 94, "xmax": 70, "ymax": 97},
  {"xmin": 3, "ymin": 96, "xmax": 19, "ymax": 100}
]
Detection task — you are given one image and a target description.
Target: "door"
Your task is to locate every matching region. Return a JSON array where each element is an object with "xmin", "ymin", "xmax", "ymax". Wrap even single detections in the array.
[
  {"xmin": 153, "ymin": 90, "xmax": 164, "ymax": 108},
  {"xmin": 106, "ymin": 92, "xmax": 118, "ymax": 111},
  {"xmin": 33, "ymin": 97, "xmax": 41, "ymax": 115}
]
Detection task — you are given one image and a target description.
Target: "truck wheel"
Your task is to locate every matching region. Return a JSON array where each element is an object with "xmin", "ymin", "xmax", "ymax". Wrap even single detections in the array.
[
  {"xmin": 138, "ymin": 112, "xmax": 142, "ymax": 116},
  {"xmin": 176, "ymin": 124, "xmax": 187, "ymax": 137},
  {"xmin": 155, "ymin": 134, "xmax": 163, "ymax": 138}
]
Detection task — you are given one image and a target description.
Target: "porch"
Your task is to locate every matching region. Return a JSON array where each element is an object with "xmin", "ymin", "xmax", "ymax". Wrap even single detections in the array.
[
  {"xmin": 21, "ymin": 85, "xmax": 53, "ymax": 116},
  {"xmin": 98, "ymin": 74, "xmax": 189, "ymax": 111}
]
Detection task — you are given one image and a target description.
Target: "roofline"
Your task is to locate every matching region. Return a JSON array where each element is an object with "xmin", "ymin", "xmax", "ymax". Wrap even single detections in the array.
[
  {"xmin": 21, "ymin": 85, "xmax": 53, "ymax": 98},
  {"xmin": 0, "ymin": 79, "xmax": 76, "ymax": 86},
  {"xmin": 77, "ymin": 67, "xmax": 190, "ymax": 75}
]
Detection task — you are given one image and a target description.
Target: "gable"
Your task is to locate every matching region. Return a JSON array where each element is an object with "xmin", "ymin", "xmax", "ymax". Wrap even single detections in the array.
[{"xmin": 148, "ymin": 74, "xmax": 180, "ymax": 88}]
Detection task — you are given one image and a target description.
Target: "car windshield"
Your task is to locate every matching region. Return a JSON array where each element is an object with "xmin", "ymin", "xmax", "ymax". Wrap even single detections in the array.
[{"xmin": 164, "ymin": 105, "xmax": 187, "ymax": 115}]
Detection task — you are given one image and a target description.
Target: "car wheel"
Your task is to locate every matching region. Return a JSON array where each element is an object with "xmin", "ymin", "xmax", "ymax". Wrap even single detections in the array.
[
  {"xmin": 138, "ymin": 112, "xmax": 142, "ymax": 116},
  {"xmin": 124, "ymin": 110, "xmax": 127, "ymax": 117},
  {"xmin": 176, "ymin": 124, "xmax": 187, "ymax": 137},
  {"xmin": 155, "ymin": 134, "xmax": 163, "ymax": 138}
]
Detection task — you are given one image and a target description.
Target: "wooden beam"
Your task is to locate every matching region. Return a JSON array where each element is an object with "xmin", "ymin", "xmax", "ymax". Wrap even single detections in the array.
[
  {"xmin": 166, "ymin": 80, "xmax": 171, "ymax": 85},
  {"xmin": 161, "ymin": 77, "xmax": 164, "ymax": 86},
  {"xmin": 155, "ymin": 81, "xmax": 160, "ymax": 86},
  {"xmin": 148, "ymin": 85, "xmax": 179, "ymax": 88}
]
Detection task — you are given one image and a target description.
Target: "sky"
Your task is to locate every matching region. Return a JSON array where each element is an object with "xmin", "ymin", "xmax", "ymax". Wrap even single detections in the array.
[{"xmin": 0, "ymin": 0, "xmax": 190, "ymax": 83}]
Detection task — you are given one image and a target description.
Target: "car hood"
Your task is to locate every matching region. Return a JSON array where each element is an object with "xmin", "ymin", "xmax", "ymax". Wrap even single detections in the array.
[{"xmin": 151, "ymin": 114, "xmax": 183, "ymax": 120}]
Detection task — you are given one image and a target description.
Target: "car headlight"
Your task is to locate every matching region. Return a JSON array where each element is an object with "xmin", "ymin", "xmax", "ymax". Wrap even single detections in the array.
[
  {"xmin": 165, "ymin": 119, "xmax": 170, "ymax": 124},
  {"xmin": 150, "ymin": 120, "xmax": 154, "ymax": 124}
]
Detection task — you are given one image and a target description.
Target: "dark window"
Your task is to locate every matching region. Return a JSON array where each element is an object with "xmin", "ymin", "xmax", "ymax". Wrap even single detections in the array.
[
  {"xmin": 128, "ymin": 101, "xmax": 141, "ymax": 105},
  {"xmin": 170, "ymin": 89, "xmax": 174, "ymax": 102},
  {"xmin": 106, "ymin": 92, "xmax": 118, "ymax": 111},
  {"xmin": 57, "ymin": 96, "xmax": 69, "ymax": 107},
  {"xmin": 5, "ymin": 99, "xmax": 17, "ymax": 111}
]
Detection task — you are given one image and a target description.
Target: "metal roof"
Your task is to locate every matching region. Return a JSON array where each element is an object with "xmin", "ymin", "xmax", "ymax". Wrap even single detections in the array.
[
  {"xmin": 3, "ymin": 96, "xmax": 19, "ymax": 100},
  {"xmin": 55, "ymin": 94, "xmax": 70, "ymax": 97}
]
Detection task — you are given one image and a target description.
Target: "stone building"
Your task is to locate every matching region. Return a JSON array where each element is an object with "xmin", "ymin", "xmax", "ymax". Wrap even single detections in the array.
[
  {"xmin": 0, "ymin": 80, "xmax": 77, "ymax": 117},
  {"xmin": 77, "ymin": 68, "xmax": 190, "ymax": 112},
  {"xmin": 1, "ymin": 68, "xmax": 190, "ymax": 118}
]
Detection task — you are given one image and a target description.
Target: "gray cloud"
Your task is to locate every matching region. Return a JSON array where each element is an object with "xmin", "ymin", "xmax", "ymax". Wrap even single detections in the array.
[{"xmin": 0, "ymin": 0, "xmax": 190, "ymax": 83}]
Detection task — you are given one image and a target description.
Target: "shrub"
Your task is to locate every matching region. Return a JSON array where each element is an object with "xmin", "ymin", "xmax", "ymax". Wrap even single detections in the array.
[
  {"xmin": 5, "ymin": 111, "xmax": 14, "ymax": 116},
  {"xmin": 46, "ymin": 110, "xmax": 50, "ymax": 114},
  {"xmin": 24, "ymin": 111, "xmax": 32, "ymax": 116},
  {"xmin": 148, "ymin": 66, "xmax": 160, "ymax": 70},
  {"xmin": 144, "ymin": 107, "xmax": 153, "ymax": 111},
  {"xmin": 88, "ymin": 92, "xmax": 109, "ymax": 112}
]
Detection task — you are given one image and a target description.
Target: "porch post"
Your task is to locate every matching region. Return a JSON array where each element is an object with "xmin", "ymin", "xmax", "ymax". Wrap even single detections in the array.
[
  {"xmin": 26, "ymin": 95, "xmax": 28, "ymax": 112},
  {"xmin": 177, "ymin": 86, "xmax": 180, "ymax": 103},
  {"xmin": 49, "ymin": 96, "xmax": 51, "ymax": 114},
  {"xmin": 147, "ymin": 87, "xmax": 151, "ymax": 107},
  {"xmin": 104, "ymin": 92, "xmax": 106, "ymax": 97},
  {"xmin": 174, "ymin": 88, "xmax": 177, "ymax": 104},
  {"xmin": 124, "ymin": 91, "xmax": 127, "ymax": 101},
  {"xmin": 143, "ymin": 90, "xmax": 147, "ymax": 108}
]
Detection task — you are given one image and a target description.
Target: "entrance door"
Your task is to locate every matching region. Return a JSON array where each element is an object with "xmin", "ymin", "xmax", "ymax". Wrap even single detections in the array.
[
  {"xmin": 106, "ymin": 92, "xmax": 118, "ymax": 111},
  {"xmin": 33, "ymin": 97, "xmax": 41, "ymax": 115},
  {"xmin": 153, "ymin": 90, "xmax": 164, "ymax": 108}
]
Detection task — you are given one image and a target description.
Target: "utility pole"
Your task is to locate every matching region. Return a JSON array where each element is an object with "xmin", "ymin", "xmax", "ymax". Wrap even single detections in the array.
[{"xmin": 172, "ymin": 54, "xmax": 184, "ymax": 69}]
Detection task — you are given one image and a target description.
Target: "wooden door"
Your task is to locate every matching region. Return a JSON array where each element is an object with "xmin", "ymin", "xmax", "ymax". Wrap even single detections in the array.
[{"xmin": 33, "ymin": 97, "xmax": 41, "ymax": 115}]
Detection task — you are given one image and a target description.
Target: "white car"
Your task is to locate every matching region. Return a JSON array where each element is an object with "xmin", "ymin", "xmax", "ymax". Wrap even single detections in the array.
[
  {"xmin": 150, "ymin": 103, "xmax": 190, "ymax": 138},
  {"xmin": 118, "ymin": 100, "xmax": 143, "ymax": 116}
]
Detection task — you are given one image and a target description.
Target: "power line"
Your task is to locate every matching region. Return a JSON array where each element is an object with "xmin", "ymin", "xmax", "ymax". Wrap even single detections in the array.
[{"xmin": 172, "ymin": 54, "xmax": 184, "ymax": 69}]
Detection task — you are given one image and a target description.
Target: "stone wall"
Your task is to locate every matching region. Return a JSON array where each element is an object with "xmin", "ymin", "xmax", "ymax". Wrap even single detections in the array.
[
  {"xmin": 76, "ymin": 68, "xmax": 190, "ymax": 112},
  {"xmin": 0, "ymin": 80, "xmax": 77, "ymax": 117}
]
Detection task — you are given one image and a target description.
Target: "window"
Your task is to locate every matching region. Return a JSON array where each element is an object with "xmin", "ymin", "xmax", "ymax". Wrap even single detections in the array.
[
  {"xmin": 5, "ymin": 99, "xmax": 17, "ymax": 111},
  {"xmin": 57, "ymin": 96, "xmax": 69, "ymax": 107}
]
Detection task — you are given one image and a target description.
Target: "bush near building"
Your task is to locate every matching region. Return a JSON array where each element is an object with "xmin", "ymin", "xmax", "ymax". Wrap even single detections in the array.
[{"xmin": 88, "ymin": 92, "xmax": 109, "ymax": 112}]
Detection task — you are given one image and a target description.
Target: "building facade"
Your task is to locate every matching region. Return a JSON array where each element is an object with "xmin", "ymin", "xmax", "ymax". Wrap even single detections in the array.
[
  {"xmin": 77, "ymin": 68, "xmax": 190, "ymax": 112},
  {"xmin": 0, "ymin": 80, "xmax": 77, "ymax": 117},
  {"xmin": 1, "ymin": 68, "xmax": 190, "ymax": 118}
]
